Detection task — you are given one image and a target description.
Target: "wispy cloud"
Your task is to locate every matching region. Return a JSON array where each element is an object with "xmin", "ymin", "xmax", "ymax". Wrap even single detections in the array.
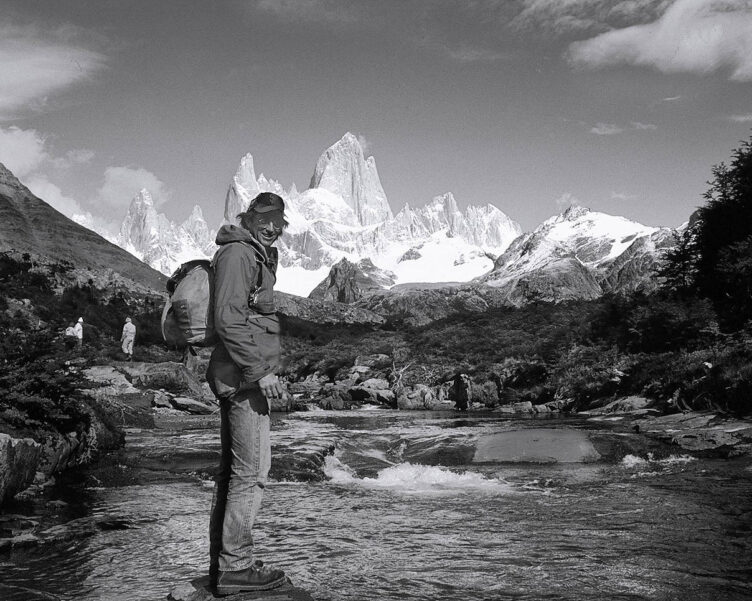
[
  {"xmin": 567, "ymin": 0, "xmax": 752, "ymax": 81},
  {"xmin": 728, "ymin": 113, "xmax": 752, "ymax": 122},
  {"xmin": 589, "ymin": 121, "xmax": 657, "ymax": 135},
  {"xmin": 97, "ymin": 166, "xmax": 171, "ymax": 209},
  {"xmin": 255, "ymin": 0, "xmax": 369, "ymax": 26},
  {"xmin": 555, "ymin": 192, "xmax": 580, "ymax": 210},
  {"xmin": 662, "ymin": 95, "xmax": 682, "ymax": 102},
  {"xmin": 590, "ymin": 122, "xmax": 624, "ymax": 135},
  {"xmin": 0, "ymin": 24, "xmax": 106, "ymax": 119},
  {"xmin": 631, "ymin": 121, "xmax": 657, "ymax": 130},
  {"xmin": 611, "ymin": 191, "xmax": 637, "ymax": 201}
]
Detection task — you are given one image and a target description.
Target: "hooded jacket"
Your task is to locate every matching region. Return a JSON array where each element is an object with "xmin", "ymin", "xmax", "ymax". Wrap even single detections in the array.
[{"xmin": 206, "ymin": 224, "xmax": 281, "ymax": 400}]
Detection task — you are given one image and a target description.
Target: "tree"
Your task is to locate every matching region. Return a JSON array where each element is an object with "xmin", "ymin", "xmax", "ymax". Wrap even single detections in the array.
[{"xmin": 661, "ymin": 135, "xmax": 752, "ymax": 330}]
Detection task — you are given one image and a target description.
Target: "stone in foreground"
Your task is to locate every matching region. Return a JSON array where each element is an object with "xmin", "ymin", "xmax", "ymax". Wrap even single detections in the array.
[
  {"xmin": 168, "ymin": 576, "xmax": 314, "ymax": 601},
  {"xmin": 473, "ymin": 429, "xmax": 601, "ymax": 463}
]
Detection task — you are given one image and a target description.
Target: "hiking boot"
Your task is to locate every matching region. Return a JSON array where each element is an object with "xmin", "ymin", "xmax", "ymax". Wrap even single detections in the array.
[{"xmin": 216, "ymin": 560, "xmax": 286, "ymax": 595}]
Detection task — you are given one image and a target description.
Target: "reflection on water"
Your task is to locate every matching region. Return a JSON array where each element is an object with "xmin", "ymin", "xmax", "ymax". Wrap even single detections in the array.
[{"xmin": 2, "ymin": 411, "xmax": 752, "ymax": 601}]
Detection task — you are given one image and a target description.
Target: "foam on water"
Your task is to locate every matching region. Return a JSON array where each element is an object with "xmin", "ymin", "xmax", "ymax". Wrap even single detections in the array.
[
  {"xmin": 621, "ymin": 453, "xmax": 698, "ymax": 468},
  {"xmin": 324, "ymin": 456, "xmax": 511, "ymax": 494}
]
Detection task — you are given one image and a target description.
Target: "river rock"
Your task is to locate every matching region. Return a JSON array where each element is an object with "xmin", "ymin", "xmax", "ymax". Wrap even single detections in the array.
[
  {"xmin": 473, "ymin": 429, "xmax": 601, "ymax": 463},
  {"xmin": 170, "ymin": 397, "xmax": 216, "ymax": 415},
  {"xmin": 511, "ymin": 401, "xmax": 534, "ymax": 414},
  {"xmin": 81, "ymin": 365, "xmax": 155, "ymax": 427},
  {"xmin": 152, "ymin": 389, "xmax": 174, "ymax": 409},
  {"xmin": 354, "ymin": 353, "xmax": 391, "ymax": 369},
  {"xmin": 0, "ymin": 434, "xmax": 42, "ymax": 505},
  {"xmin": 118, "ymin": 361, "xmax": 208, "ymax": 401},
  {"xmin": 168, "ymin": 575, "xmax": 315, "ymax": 601},
  {"xmin": 360, "ymin": 377, "xmax": 390, "ymax": 390},
  {"xmin": 587, "ymin": 396, "xmax": 651, "ymax": 415}
]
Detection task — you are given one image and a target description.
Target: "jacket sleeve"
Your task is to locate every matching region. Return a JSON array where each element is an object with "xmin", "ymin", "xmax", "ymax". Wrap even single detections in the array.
[{"xmin": 213, "ymin": 243, "xmax": 273, "ymax": 381}]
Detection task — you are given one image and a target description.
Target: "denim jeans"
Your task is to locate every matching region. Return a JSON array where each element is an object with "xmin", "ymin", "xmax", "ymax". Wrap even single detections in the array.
[{"xmin": 209, "ymin": 388, "xmax": 271, "ymax": 575}]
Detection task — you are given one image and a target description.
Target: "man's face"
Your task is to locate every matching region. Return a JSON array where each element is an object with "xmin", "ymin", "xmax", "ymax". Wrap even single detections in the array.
[{"xmin": 249, "ymin": 211, "xmax": 284, "ymax": 247}]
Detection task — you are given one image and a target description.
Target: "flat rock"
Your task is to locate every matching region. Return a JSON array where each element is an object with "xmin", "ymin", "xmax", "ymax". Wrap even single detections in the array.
[
  {"xmin": 473, "ymin": 429, "xmax": 601, "ymax": 463},
  {"xmin": 168, "ymin": 576, "xmax": 314, "ymax": 601},
  {"xmin": 170, "ymin": 397, "xmax": 216, "ymax": 415}
]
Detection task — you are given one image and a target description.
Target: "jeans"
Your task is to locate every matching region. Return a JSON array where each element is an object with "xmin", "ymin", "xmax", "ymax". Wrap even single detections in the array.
[{"xmin": 209, "ymin": 388, "xmax": 271, "ymax": 576}]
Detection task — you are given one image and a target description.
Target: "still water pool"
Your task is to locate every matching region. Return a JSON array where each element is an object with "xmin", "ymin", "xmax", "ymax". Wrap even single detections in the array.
[{"xmin": 2, "ymin": 411, "xmax": 752, "ymax": 601}]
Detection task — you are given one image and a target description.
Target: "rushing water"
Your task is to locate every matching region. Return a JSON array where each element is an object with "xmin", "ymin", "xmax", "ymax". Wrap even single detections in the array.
[{"xmin": 2, "ymin": 410, "xmax": 752, "ymax": 601}]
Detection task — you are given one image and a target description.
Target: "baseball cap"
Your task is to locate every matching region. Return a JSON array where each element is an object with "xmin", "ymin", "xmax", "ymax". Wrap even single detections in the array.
[{"xmin": 248, "ymin": 192, "xmax": 285, "ymax": 214}]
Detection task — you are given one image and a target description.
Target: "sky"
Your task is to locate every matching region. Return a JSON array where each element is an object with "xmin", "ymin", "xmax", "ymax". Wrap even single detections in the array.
[{"xmin": 0, "ymin": 0, "xmax": 751, "ymax": 234}]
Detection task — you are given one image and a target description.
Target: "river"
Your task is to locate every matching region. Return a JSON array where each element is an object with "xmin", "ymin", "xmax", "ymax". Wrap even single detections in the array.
[{"xmin": 2, "ymin": 410, "xmax": 752, "ymax": 601}]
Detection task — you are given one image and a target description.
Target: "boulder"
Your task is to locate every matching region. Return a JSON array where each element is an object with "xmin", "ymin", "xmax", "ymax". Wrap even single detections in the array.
[
  {"xmin": 396, "ymin": 384, "xmax": 441, "ymax": 410},
  {"xmin": 587, "ymin": 396, "xmax": 651, "ymax": 415},
  {"xmin": 81, "ymin": 365, "xmax": 155, "ymax": 427},
  {"xmin": 473, "ymin": 429, "xmax": 601, "ymax": 463},
  {"xmin": 117, "ymin": 361, "xmax": 207, "ymax": 400},
  {"xmin": 354, "ymin": 354, "xmax": 392, "ymax": 369},
  {"xmin": 152, "ymin": 389, "xmax": 174, "ymax": 409},
  {"xmin": 360, "ymin": 378, "xmax": 390, "ymax": 390},
  {"xmin": 511, "ymin": 401, "xmax": 534, "ymax": 414},
  {"xmin": 0, "ymin": 434, "xmax": 42, "ymax": 505}
]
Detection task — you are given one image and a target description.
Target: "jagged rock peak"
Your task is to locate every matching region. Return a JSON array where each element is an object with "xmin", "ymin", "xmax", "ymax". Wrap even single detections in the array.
[
  {"xmin": 309, "ymin": 256, "xmax": 396, "ymax": 304},
  {"xmin": 224, "ymin": 153, "xmax": 260, "ymax": 222},
  {"xmin": 309, "ymin": 132, "xmax": 393, "ymax": 226}
]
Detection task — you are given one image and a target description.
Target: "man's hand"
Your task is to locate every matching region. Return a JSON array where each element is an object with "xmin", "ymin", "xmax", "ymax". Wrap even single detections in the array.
[{"xmin": 257, "ymin": 373, "xmax": 285, "ymax": 400}]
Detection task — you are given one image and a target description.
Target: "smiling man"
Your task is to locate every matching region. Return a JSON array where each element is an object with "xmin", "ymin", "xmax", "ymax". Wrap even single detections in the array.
[{"xmin": 206, "ymin": 192, "xmax": 289, "ymax": 594}]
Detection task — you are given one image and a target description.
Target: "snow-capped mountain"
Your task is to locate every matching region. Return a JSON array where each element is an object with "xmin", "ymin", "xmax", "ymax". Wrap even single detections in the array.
[
  {"xmin": 478, "ymin": 205, "xmax": 675, "ymax": 303},
  {"xmin": 103, "ymin": 132, "xmax": 675, "ymax": 303},
  {"xmin": 117, "ymin": 189, "xmax": 215, "ymax": 276},
  {"xmin": 309, "ymin": 132, "xmax": 392, "ymax": 226},
  {"xmin": 224, "ymin": 133, "xmax": 522, "ymax": 295}
]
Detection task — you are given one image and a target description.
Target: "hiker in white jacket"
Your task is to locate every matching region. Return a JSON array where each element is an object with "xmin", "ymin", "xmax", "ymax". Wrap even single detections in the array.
[
  {"xmin": 121, "ymin": 317, "xmax": 136, "ymax": 360},
  {"xmin": 73, "ymin": 317, "xmax": 84, "ymax": 349}
]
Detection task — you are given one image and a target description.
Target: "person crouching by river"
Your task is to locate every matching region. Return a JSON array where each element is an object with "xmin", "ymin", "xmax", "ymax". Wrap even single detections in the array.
[
  {"xmin": 121, "ymin": 317, "xmax": 136, "ymax": 361},
  {"xmin": 206, "ymin": 192, "xmax": 289, "ymax": 595}
]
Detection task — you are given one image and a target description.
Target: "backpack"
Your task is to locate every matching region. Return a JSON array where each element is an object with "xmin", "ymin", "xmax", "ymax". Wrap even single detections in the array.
[
  {"xmin": 160, "ymin": 243, "xmax": 264, "ymax": 349},
  {"xmin": 64, "ymin": 326, "xmax": 76, "ymax": 337},
  {"xmin": 161, "ymin": 259, "xmax": 216, "ymax": 348}
]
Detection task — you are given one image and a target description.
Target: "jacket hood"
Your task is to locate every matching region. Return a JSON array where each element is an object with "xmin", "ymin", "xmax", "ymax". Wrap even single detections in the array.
[{"xmin": 215, "ymin": 224, "xmax": 278, "ymax": 266}]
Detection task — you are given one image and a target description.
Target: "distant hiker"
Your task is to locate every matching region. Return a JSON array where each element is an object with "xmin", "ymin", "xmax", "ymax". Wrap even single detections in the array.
[
  {"xmin": 73, "ymin": 317, "xmax": 84, "ymax": 349},
  {"xmin": 206, "ymin": 192, "xmax": 289, "ymax": 594},
  {"xmin": 121, "ymin": 317, "xmax": 136, "ymax": 361},
  {"xmin": 64, "ymin": 323, "xmax": 77, "ymax": 349}
]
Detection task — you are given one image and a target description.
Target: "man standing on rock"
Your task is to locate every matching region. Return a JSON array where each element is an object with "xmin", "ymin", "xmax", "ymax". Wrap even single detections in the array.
[
  {"xmin": 121, "ymin": 317, "xmax": 136, "ymax": 361},
  {"xmin": 206, "ymin": 192, "xmax": 288, "ymax": 594}
]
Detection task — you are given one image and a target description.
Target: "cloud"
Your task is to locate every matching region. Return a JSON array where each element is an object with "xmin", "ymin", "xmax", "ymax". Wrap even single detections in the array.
[
  {"xmin": 51, "ymin": 149, "xmax": 95, "ymax": 169},
  {"xmin": 0, "ymin": 126, "xmax": 48, "ymax": 177},
  {"xmin": 567, "ymin": 0, "xmax": 752, "ymax": 81},
  {"xmin": 588, "ymin": 121, "xmax": 657, "ymax": 134},
  {"xmin": 511, "ymin": 0, "xmax": 671, "ymax": 38},
  {"xmin": 555, "ymin": 192, "xmax": 580, "ymax": 210},
  {"xmin": 356, "ymin": 133, "xmax": 372, "ymax": 156},
  {"xmin": 610, "ymin": 191, "xmax": 638, "ymax": 201},
  {"xmin": 728, "ymin": 113, "xmax": 752, "ymax": 122},
  {"xmin": 25, "ymin": 175, "xmax": 85, "ymax": 217},
  {"xmin": 0, "ymin": 24, "xmax": 106, "ymax": 118},
  {"xmin": 255, "ymin": 0, "xmax": 367, "ymax": 25},
  {"xmin": 662, "ymin": 95, "xmax": 682, "ymax": 102},
  {"xmin": 590, "ymin": 122, "xmax": 624, "ymax": 135},
  {"xmin": 97, "ymin": 166, "xmax": 170, "ymax": 209}
]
